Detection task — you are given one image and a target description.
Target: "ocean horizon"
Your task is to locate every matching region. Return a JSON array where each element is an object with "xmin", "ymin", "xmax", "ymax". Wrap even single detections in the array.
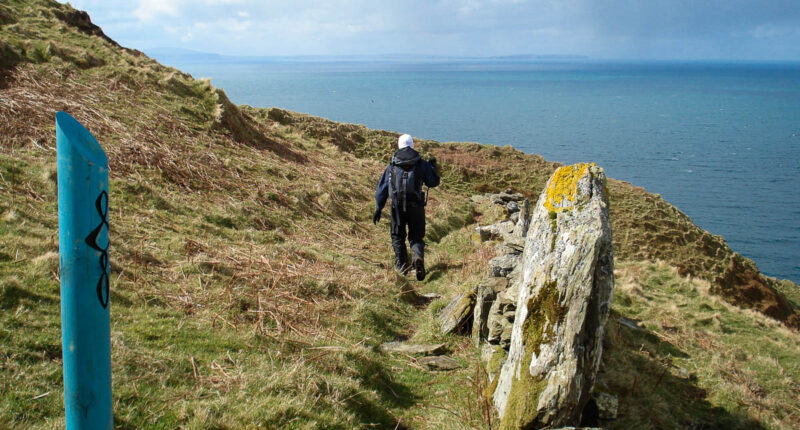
[{"xmin": 152, "ymin": 56, "xmax": 800, "ymax": 284}]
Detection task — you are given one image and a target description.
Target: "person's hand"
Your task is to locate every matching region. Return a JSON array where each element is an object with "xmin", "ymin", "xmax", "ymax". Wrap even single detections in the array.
[{"xmin": 373, "ymin": 207, "xmax": 382, "ymax": 224}]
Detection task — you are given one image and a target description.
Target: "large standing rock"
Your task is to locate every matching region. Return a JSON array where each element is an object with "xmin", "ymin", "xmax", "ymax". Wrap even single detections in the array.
[{"xmin": 493, "ymin": 163, "xmax": 614, "ymax": 429}]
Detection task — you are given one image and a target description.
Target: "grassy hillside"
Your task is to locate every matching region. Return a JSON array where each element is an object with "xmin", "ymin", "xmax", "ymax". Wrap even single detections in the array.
[{"xmin": 1, "ymin": 1, "xmax": 799, "ymax": 428}]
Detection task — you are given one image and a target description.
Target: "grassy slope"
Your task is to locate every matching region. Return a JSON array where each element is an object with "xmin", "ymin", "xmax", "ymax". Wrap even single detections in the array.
[
  {"xmin": 1, "ymin": 1, "xmax": 799, "ymax": 428},
  {"xmin": 606, "ymin": 262, "xmax": 800, "ymax": 429}
]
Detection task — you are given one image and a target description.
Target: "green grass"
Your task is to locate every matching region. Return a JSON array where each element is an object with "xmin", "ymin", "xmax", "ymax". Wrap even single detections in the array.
[
  {"xmin": 0, "ymin": 159, "xmax": 490, "ymax": 429},
  {"xmin": 605, "ymin": 262, "xmax": 800, "ymax": 429}
]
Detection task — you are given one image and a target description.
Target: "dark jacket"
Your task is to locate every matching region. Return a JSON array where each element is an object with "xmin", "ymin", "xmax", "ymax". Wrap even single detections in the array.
[{"xmin": 375, "ymin": 147, "xmax": 440, "ymax": 211}]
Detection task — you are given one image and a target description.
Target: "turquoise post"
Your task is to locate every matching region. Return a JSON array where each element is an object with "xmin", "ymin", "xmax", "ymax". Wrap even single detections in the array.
[{"xmin": 56, "ymin": 111, "xmax": 112, "ymax": 429}]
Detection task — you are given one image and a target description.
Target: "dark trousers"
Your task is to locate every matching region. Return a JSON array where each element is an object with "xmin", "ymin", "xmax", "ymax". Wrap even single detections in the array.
[{"xmin": 390, "ymin": 204, "xmax": 425, "ymax": 266}]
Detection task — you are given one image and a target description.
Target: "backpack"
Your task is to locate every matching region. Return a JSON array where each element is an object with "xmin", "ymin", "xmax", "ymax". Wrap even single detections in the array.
[{"xmin": 388, "ymin": 155, "xmax": 424, "ymax": 212}]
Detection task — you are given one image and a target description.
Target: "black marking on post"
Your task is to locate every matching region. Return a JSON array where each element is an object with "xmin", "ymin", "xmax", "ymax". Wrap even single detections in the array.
[{"xmin": 85, "ymin": 190, "xmax": 109, "ymax": 309}]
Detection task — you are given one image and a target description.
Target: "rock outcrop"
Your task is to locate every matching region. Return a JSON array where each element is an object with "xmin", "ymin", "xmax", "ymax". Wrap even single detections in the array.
[
  {"xmin": 490, "ymin": 163, "xmax": 614, "ymax": 429},
  {"xmin": 53, "ymin": 7, "xmax": 120, "ymax": 47}
]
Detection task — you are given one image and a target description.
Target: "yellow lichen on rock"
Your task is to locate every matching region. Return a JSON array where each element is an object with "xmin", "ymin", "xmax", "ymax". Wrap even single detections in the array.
[{"xmin": 543, "ymin": 162, "xmax": 595, "ymax": 213}]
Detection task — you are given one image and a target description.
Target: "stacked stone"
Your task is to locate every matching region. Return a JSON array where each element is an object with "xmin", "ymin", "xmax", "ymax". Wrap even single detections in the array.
[{"xmin": 468, "ymin": 190, "xmax": 530, "ymax": 372}]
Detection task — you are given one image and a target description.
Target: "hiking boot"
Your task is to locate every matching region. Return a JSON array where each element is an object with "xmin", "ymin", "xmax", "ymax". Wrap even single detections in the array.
[{"xmin": 413, "ymin": 255, "xmax": 425, "ymax": 281}]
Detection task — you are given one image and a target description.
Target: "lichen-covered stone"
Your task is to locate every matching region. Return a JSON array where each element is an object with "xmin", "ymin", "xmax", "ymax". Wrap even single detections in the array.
[
  {"xmin": 482, "ymin": 344, "xmax": 509, "ymax": 400},
  {"xmin": 487, "ymin": 313, "xmax": 512, "ymax": 346},
  {"xmin": 493, "ymin": 163, "xmax": 614, "ymax": 429},
  {"xmin": 438, "ymin": 292, "xmax": 476, "ymax": 334},
  {"xmin": 543, "ymin": 163, "xmax": 595, "ymax": 213}
]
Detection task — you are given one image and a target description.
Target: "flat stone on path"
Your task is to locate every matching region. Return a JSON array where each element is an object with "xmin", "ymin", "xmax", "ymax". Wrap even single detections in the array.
[
  {"xmin": 419, "ymin": 356, "xmax": 461, "ymax": 371},
  {"xmin": 379, "ymin": 342, "xmax": 447, "ymax": 356}
]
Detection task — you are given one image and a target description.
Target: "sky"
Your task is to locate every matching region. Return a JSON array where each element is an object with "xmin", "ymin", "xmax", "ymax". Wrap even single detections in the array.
[{"xmin": 63, "ymin": 0, "xmax": 800, "ymax": 60}]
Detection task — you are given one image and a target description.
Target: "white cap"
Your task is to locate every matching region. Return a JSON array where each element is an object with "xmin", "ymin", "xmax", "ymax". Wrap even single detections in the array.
[{"xmin": 398, "ymin": 134, "xmax": 414, "ymax": 149}]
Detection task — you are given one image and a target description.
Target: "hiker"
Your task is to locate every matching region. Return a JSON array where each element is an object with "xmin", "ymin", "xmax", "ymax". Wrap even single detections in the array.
[{"xmin": 373, "ymin": 134, "xmax": 440, "ymax": 280}]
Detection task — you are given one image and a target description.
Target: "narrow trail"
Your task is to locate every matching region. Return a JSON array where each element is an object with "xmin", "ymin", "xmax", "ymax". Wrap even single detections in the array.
[{"xmin": 363, "ymin": 198, "xmax": 501, "ymax": 429}]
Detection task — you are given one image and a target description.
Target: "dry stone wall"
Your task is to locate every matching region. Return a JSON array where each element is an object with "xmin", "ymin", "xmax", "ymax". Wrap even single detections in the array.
[{"xmin": 469, "ymin": 165, "xmax": 615, "ymax": 429}]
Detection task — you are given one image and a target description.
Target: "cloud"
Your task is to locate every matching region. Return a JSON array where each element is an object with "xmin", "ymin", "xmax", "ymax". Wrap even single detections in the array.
[
  {"xmin": 223, "ymin": 18, "xmax": 251, "ymax": 32},
  {"xmin": 61, "ymin": 0, "xmax": 800, "ymax": 59},
  {"xmin": 133, "ymin": 0, "xmax": 180, "ymax": 22},
  {"xmin": 750, "ymin": 23, "xmax": 799, "ymax": 39}
]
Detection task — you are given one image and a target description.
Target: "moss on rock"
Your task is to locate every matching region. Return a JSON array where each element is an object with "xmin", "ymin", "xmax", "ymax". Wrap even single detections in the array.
[
  {"xmin": 487, "ymin": 345, "xmax": 507, "ymax": 375},
  {"xmin": 500, "ymin": 281, "xmax": 567, "ymax": 429},
  {"xmin": 549, "ymin": 210, "xmax": 558, "ymax": 251}
]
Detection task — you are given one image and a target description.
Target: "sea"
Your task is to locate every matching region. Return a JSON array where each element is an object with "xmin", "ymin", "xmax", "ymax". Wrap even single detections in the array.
[{"xmin": 156, "ymin": 56, "xmax": 800, "ymax": 284}]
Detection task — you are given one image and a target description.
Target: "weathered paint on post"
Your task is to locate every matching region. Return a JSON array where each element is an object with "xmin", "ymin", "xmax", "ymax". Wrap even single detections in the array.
[{"xmin": 56, "ymin": 111, "xmax": 112, "ymax": 429}]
